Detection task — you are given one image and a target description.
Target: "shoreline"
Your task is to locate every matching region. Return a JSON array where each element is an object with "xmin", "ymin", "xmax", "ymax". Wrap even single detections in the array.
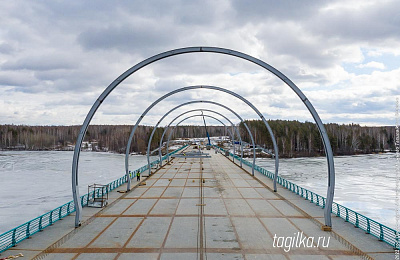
[{"xmin": 1, "ymin": 147, "xmax": 395, "ymax": 159}]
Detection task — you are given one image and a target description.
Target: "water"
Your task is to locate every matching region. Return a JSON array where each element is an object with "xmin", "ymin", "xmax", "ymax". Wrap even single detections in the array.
[
  {"xmin": 0, "ymin": 151, "xmax": 396, "ymax": 234},
  {"xmin": 253, "ymin": 153, "xmax": 396, "ymax": 229},
  {"xmin": 0, "ymin": 151, "xmax": 154, "ymax": 234}
]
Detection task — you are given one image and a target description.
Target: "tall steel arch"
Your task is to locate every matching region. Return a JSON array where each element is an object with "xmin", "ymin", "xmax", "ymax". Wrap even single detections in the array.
[
  {"xmin": 154, "ymin": 107, "xmax": 244, "ymax": 167},
  {"xmin": 154, "ymin": 101, "xmax": 257, "ymax": 172},
  {"xmin": 72, "ymin": 47, "xmax": 335, "ymax": 228},
  {"xmin": 146, "ymin": 108, "xmax": 243, "ymax": 175},
  {"xmin": 161, "ymin": 109, "xmax": 240, "ymax": 165},
  {"xmin": 166, "ymin": 114, "xmax": 235, "ymax": 149},
  {"xmin": 122, "ymin": 86, "xmax": 279, "ymax": 193}
]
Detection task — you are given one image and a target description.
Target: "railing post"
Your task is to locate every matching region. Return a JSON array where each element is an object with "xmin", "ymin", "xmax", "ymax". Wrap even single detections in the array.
[
  {"xmin": 49, "ymin": 211, "xmax": 53, "ymax": 225},
  {"xmin": 12, "ymin": 229, "xmax": 16, "ymax": 247},
  {"xmin": 366, "ymin": 218, "xmax": 370, "ymax": 234},
  {"xmin": 39, "ymin": 216, "xmax": 43, "ymax": 231},
  {"xmin": 355, "ymin": 213, "xmax": 359, "ymax": 228},
  {"xmin": 336, "ymin": 204, "xmax": 340, "ymax": 217},
  {"xmin": 59, "ymin": 207, "xmax": 63, "ymax": 219},
  {"xmin": 379, "ymin": 224, "xmax": 384, "ymax": 241},
  {"xmin": 345, "ymin": 208, "xmax": 349, "ymax": 222},
  {"xmin": 26, "ymin": 222, "xmax": 30, "ymax": 238}
]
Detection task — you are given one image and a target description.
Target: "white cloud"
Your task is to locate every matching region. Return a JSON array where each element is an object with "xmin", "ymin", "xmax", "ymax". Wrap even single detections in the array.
[{"xmin": 357, "ymin": 61, "xmax": 386, "ymax": 70}]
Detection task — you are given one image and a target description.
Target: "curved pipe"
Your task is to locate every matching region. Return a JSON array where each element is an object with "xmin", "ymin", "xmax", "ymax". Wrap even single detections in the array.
[
  {"xmin": 146, "ymin": 108, "xmax": 242, "ymax": 175},
  {"xmin": 166, "ymin": 114, "xmax": 235, "ymax": 158},
  {"xmin": 123, "ymin": 86, "xmax": 278, "ymax": 194},
  {"xmin": 156, "ymin": 101, "xmax": 257, "ymax": 174},
  {"xmin": 72, "ymin": 46, "xmax": 334, "ymax": 228},
  {"xmin": 162, "ymin": 109, "xmax": 239, "ymax": 166}
]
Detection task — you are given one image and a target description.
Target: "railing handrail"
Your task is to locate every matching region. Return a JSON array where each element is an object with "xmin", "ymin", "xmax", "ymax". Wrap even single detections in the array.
[
  {"xmin": 0, "ymin": 145, "xmax": 187, "ymax": 253},
  {"xmin": 214, "ymin": 145, "xmax": 399, "ymax": 249}
]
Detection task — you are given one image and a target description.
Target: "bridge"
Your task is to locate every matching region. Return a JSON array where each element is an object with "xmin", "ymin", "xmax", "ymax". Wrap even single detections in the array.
[
  {"xmin": 0, "ymin": 47, "xmax": 397, "ymax": 259},
  {"xmin": 1, "ymin": 145, "xmax": 395, "ymax": 259}
]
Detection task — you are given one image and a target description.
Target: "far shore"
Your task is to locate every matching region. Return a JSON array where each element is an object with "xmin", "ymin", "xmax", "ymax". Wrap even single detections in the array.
[{"xmin": 1, "ymin": 147, "xmax": 396, "ymax": 159}]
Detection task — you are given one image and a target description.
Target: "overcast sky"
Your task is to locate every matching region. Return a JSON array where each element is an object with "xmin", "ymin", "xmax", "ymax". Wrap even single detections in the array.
[{"xmin": 0, "ymin": 0, "xmax": 399, "ymax": 127}]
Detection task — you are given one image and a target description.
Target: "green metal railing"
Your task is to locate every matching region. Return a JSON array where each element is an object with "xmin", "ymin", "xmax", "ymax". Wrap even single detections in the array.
[
  {"xmin": 0, "ymin": 145, "xmax": 187, "ymax": 253},
  {"xmin": 215, "ymin": 145, "xmax": 399, "ymax": 250}
]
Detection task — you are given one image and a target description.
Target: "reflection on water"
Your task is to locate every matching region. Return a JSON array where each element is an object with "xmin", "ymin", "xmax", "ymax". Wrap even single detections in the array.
[{"xmin": 251, "ymin": 153, "xmax": 396, "ymax": 229}]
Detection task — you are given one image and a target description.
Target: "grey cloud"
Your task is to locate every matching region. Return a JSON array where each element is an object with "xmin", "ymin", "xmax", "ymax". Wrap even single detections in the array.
[
  {"xmin": 327, "ymin": 116, "xmax": 393, "ymax": 126},
  {"xmin": 151, "ymin": 52, "xmax": 262, "ymax": 78},
  {"xmin": 2, "ymin": 55, "xmax": 77, "ymax": 71},
  {"xmin": 282, "ymin": 65, "xmax": 334, "ymax": 86},
  {"xmin": 315, "ymin": 98, "xmax": 393, "ymax": 115},
  {"xmin": 154, "ymin": 78, "xmax": 189, "ymax": 92},
  {"xmin": 0, "ymin": 72, "xmax": 39, "ymax": 88},
  {"xmin": 269, "ymin": 101, "xmax": 289, "ymax": 109},
  {"xmin": 0, "ymin": 43, "xmax": 15, "ymax": 54},
  {"xmin": 230, "ymin": 0, "xmax": 320, "ymax": 21},
  {"xmin": 43, "ymin": 95, "xmax": 96, "ymax": 108},
  {"xmin": 310, "ymin": 0, "xmax": 400, "ymax": 42},
  {"xmin": 256, "ymin": 26, "xmax": 342, "ymax": 70},
  {"xmin": 114, "ymin": 0, "xmax": 222, "ymax": 26},
  {"xmin": 33, "ymin": 70, "xmax": 73, "ymax": 81},
  {"xmin": 77, "ymin": 22, "xmax": 178, "ymax": 55},
  {"xmin": 390, "ymin": 88, "xmax": 400, "ymax": 96},
  {"xmin": 0, "ymin": 1, "xmax": 397, "ymax": 126}
]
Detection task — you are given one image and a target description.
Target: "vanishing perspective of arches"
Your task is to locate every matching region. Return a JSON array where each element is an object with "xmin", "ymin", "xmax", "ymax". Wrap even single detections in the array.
[
  {"xmin": 72, "ymin": 47, "xmax": 334, "ymax": 228},
  {"xmin": 130, "ymin": 100, "xmax": 259, "ymax": 175},
  {"xmin": 165, "ymin": 114, "xmax": 235, "ymax": 155},
  {"xmin": 122, "ymin": 86, "xmax": 279, "ymax": 193},
  {"xmin": 146, "ymin": 108, "xmax": 243, "ymax": 175}
]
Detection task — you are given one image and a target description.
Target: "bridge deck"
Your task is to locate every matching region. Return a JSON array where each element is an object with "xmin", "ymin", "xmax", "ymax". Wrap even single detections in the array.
[{"xmin": 3, "ymin": 147, "xmax": 394, "ymax": 259}]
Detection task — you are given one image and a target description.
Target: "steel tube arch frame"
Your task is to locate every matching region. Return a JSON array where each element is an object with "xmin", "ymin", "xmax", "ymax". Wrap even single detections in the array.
[
  {"xmin": 162, "ymin": 109, "xmax": 240, "ymax": 164},
  {"xmin": 156, "ymin": 100, "xmax": 257, "ymax": 174},
  {"xmin": 156, "ymin": 108, "xmax": 243, "ymax": 167},
  {"xmin": 122, "ymin": 86, "xmax": 278, "ymax": 194},
  {"xmin": 162, "ymin": 109, "xmax": 240, "ymax": 166},
  {"xmin": 72, "ymin": 46, "xmax": 334, "ymax": 228},
  {"xmin": 74, "ymin": 85, "xmax": 278, "ymax": 227},
  {"xmin": 166, "ymin": 114, "xmax": 235, "ymax": 157},
  {"xmin": 146, "ymin": 108, "xmax": 242, "ymax": 175}
]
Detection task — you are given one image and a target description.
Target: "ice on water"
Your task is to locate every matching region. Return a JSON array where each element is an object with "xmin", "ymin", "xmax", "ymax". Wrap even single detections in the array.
[{"xmin": 0, "ymin": 151, "xmax": 153, "ymax": 234}]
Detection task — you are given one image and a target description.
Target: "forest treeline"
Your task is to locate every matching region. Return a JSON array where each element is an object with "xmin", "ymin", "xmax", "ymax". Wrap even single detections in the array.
[
  {"xmin": 0, "ymin": 124, "xmax": 226, "ymax": 154},
  {"xmin": 239, "ymin": 120, "xmax": 396, "ymax": 157},
  {"xmin": 0, "ymin": 121, "xmax": 396, "ymax": 157}
]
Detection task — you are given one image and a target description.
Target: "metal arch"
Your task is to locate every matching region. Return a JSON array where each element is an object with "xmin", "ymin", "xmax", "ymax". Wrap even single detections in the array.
[
  {"xmin": 73, "ymin": 85, "xmax": 279, "ymax": 227},
  {"xmin": 161, "ymin": 109, "xmax": 240, "ymax": 167},
  {"xmin": 155, "ymin": 101, "xmax": 258, "ymax": 174},
  {"xmin": 72, "ymin": 46, "xmax": 334, "ymax": 228},
  {"xmin": 158, "ymin": 108, "xmax": 242, "ymax": 167},
  {"xmin": 146, "ymin": 108, "xmax": 241, "ymax": 174},
  {"xmin": 160, "ymin": 108, "xmax": 241, "ymax": 165},
  {"xmin": 146, "ymin": 108, "xmax": 242, "ymax": 175},
  {"xmin": 126, "ymin": 99, "xmax": 259, "ymax": 178},
  {"xmin": 165, "ymin": 114, "xmax": 235, "ymax": 155},
  {"xmin": 122, "ymin": 86, "xmax": 278, "ymax": 194}
]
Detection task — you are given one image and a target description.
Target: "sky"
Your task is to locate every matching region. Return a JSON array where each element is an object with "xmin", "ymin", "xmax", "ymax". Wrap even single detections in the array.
[{"xmin": 0, "ymin": 0, "xmax": 399, "ymax": 127}]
